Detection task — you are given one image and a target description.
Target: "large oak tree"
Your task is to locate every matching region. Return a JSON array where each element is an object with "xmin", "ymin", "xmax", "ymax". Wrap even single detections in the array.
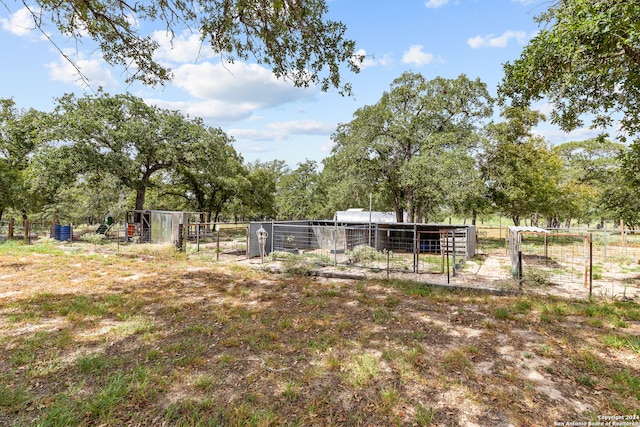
[{"xmin": 326, "ymin": 72, "xmax": 493, "ymax": 223}]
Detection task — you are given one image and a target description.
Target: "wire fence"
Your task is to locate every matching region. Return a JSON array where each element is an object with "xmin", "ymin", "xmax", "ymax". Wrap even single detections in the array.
[
  {"xmin": 255, "ymin": 221, "xmax": 473, "ymax": 277},
  {"xmin": 180, "ymin": 223, "xmax": 248, "ymax": 260},
  {"xmin": 0, "ymin": 219, "xmax": 52, "ymax": 242},
  {"xmin": 4, "ymin": 218, "xmax": 640, "ymax": 299},
  {"xmin": 503, "ymin": 227, "xmax": 640, "ymax": 298}
]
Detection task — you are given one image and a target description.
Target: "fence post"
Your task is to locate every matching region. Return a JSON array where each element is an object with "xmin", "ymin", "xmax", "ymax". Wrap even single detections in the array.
[
  {"xmin": 176, "ymin": 224, "xmax": 184, "ymax": 251},
  {"xmin": 589, "ymin": 233, "xmax": 593, "ymax": 299},
  {"xmin": 386, "ymin": 249, "xmax": 390, "ymax": 280},
  {"xmin": 333, "ymin": 219, "xmax": 337, "ymax": 267},
  {"xmin": 8, "ymin": 217, "xmax": 14, "ymax": 239},
  {"xmin": 216, "ymin": 225, "xmax": 220, "ymax": 261},
  {"xmin": 24, "ymin": 220, "xmax": 30, "ymax": 244},
  {"xmin": 452, "ymin": 230, "xmax": 457, "ymax": 278},
  {"xmin": 446, "ymin": 234, "xmax": 450, "ymax": 284},
  {"xmin": 518, "ymin": 250, "xmax": 523, "ymax": 292},
  {"xmin": 413, "ymin": 224, "xmax": 419, "ymax": 273}
]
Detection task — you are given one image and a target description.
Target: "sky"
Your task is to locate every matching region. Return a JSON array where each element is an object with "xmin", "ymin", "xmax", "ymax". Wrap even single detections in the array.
[{"xmin": 0, "ymin": 0, "xmax": 603, "ymax": 169}]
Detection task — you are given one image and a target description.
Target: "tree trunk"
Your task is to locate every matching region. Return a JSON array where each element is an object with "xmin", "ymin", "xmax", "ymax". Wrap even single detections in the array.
[
  {"xmin": 395, "ymin": 208, "xmax": 404, "ymax": 223},
  {"xmin": 472, "ymin": 210, "xmax": 477, "ymax": 226},
  {"xmin": 135, "ymin": 188, "xmax": 146, "ymax": 210},
  {"xmin": 406, "ymin": 188, "xmax": 414, "ymax": 223},
  {"xmin": 512, "ymin": 215, "xmax": 520, "ymax": 226}
]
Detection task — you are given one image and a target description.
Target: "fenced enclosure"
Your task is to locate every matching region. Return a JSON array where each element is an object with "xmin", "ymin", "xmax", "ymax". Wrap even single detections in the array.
[
  {"xmin": 507, "ymin": 227, "xmax": 640, "ymax": 298},
  {"xmin": 4, "ymin": 215, "xmax": 640, "ymax": 299},
  {"xmin": 248, "ymin": 221, "xmax": 475, "ymax": 277},
  {"xmin": 180, "ymin": 222, "xmax": 248, "ymax": 260},
  {"xmin": 0, "ymin": 219, "xmax": 52, "ymax": 242}
]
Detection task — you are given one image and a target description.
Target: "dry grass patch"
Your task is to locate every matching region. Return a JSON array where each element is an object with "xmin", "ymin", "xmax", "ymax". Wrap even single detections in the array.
[{"xmin": 1, "ymin": 240, "xmax": 639, "ymax": 426}]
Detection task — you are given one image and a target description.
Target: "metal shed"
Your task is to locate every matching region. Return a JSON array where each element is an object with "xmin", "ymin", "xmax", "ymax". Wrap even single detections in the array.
[
  {"xmin": 334, "ymin": 209, "xmax": 407, "ymax": 223},
  {"xmin": 126, "ymin": 210, "xmax": 203, "ymax": 244}
]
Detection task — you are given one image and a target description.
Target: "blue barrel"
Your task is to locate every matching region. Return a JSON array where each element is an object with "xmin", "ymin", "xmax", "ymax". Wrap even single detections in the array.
[
  {"xmin": 59, "ymin": 225, "xmax": 71, "ymax": 241},
  {"xmin": 54, "ymin": 224, "xmax": 61, "ymax": 240}
]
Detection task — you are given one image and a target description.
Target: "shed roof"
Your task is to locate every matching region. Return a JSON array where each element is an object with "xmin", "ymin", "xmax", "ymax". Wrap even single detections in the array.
[
  {"xmin": 508, "ymin": 226, "xmax": 549, "ymax": 234},
  {"xmin": 334, "ymin": 210, "xmax": 406, "ymax": 223}
]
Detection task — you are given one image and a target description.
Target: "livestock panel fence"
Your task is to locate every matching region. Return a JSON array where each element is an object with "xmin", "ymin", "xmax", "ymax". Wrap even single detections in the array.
[
  {"xmin": 508, "ymin": 226, "xmax": 640, "ymax": 298},
  {"xmin": 249, "ymin": 220, "xmax": 475, "ymax": 277}
]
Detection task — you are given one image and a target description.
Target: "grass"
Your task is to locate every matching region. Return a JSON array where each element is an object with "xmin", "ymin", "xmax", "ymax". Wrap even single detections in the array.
[{"xmin": 2, "ymin": 240, "xmax": 640, "ymax": 425}]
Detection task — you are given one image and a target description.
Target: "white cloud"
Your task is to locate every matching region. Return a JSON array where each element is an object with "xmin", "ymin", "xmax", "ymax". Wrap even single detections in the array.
[
  {"xmin": 467, "ymin": 30, "xmax": 528, "ymax": 49},
  {"xmin": 229, "ymin": 120, "xmax": 336, "ymax": 141},
  {"xmin": 321, "ymin": 139, "xmax": 335, "ymax": 152},
  {"xmin": 402, "ymin": 45, "xmax": 435, "ymax": 66},
  {"xmin": 146, "ymin": 98, "xmax": 262, "ymax": 122},
  {"xmin": 351, "ymin": 48, "xmax": 392, "ymax": 70},
  {"xmin": 1, "ymin": 6, "xmax": 37, "ymax": 36},
  {"xmin": 166, "ymin": 61, "xmax": 312, "ymax": 120},
  {"xmin": 533, "ymin": 126, "xmax": 603, "ymax": 144},
  {"xmin": 46, "ymin": 50, "xmax": 118, "ymax": 88},
  {"xmin": 151, "ymin": 30, "xmax": 217, "ymax": 64},
  {"xmin": 425, "ymin": 0, "xmax": 448, "ymax": 8}
]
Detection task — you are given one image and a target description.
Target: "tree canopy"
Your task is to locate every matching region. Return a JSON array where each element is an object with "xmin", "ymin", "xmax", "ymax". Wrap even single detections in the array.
[
  {"xmin": 326, "ymin": 72, "xmax": 493, "ymax": 223},
  {"xmin": 499, "ymin": 0, "xmax": 640, "ymax": 139},
  {"xmin": 11, "ymin": 0, "xmax": 360, "ymax": 92}
]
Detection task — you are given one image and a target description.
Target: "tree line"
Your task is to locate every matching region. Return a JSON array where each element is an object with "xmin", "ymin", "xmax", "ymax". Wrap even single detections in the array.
[
  {"xmin": 0, "ymin": 73, "xmax": 636, "ymax": 228},
  {"xmin": 3, "ymin": 0, "xmax": 640, "ymax": 228}
]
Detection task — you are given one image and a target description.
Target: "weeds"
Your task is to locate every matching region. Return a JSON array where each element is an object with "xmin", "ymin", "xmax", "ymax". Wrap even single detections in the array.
[{"xmin": 2, "ymin": 243, "xmax": 640, "ymax": 426}]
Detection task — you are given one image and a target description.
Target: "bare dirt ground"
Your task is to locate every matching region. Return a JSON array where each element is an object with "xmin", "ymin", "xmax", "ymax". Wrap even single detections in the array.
[{"xmin": 0, "ymin": 241, "xmax": 639, "ymax": 426}]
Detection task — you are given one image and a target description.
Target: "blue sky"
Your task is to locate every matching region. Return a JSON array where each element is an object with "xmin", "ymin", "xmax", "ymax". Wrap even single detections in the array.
[{"xmin": 0, "ymin": 0, "xmax": 601, "ymax": 168}]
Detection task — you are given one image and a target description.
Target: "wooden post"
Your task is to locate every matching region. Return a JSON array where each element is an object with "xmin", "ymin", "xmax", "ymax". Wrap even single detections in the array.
[
  {"xmin": 176, "ymin": 224, "xmax": 184, "ymax": 251},
  {"xmin": 8, "ymin": 217, "xmax": 14, "ymax": 239},
  {"xmin": 24, "ymin": 220, "xmax": 30, "ymax": 244},
  {"xmin": 386, "ymin": 249, "xmax": 390, "ymax": 279},
  {"xmin": 50, "ymin": 212, "xmax": 57, "ymax": 238},
  {"xmin": 216, "ymin": 227, "xmax": 220, "ymax": 261},
  {"xmin": 621, "ymin": 219, "xmax": 626, "ymax": 246}
]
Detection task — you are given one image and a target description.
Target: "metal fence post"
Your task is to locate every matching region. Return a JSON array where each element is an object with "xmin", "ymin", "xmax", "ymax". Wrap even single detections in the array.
[
  {"xmin": 413, "ymin": 224, "xmax": 419, "ymax": 273},
  {"xmin": 452, "ymin": 229, "xmax": 456, "ymax": 277},
  {"xmin": 334, "ymin": 219, "xmax": 337, "ymax": 267},
  {"xmin": 446, "ymin": 234, "xmax": 450, "ymax": 284},
  {"xmin": 518, "ymin": 250, "xmax": 523, "ymax": 292}
]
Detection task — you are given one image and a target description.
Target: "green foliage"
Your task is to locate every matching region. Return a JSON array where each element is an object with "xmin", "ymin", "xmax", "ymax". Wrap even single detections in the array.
[
  {"xmin": 9, "ymin": 0, "xmax": 359, "ymax": 93},
  {"xmin": 324, "ymin": 72, "xmax": 493, "ymax": 222},
  {"xmin": 415, "ymin": 404, "xmax": 435, "ymax": 426},
  {"xmin": 0, "ymin": 99, "xmax": 49, "ymax": 218},
  {"xmin": 347, "ymin": 245, "xmax": 385, "ymax": 263},
  {"xmin": 81, "ymin": 233, "xmax": 106, "ymax": 246},
  {"xmin": 276, "ymin": 160, "xmax": 325, "ymax": 220},
  {"xmin": 481, "ymin": 107, "xmax": 564, "ymax": 226},
  {"xmin": 500, "ymin": 0, "xmax": 640, "ymax": 139}
]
